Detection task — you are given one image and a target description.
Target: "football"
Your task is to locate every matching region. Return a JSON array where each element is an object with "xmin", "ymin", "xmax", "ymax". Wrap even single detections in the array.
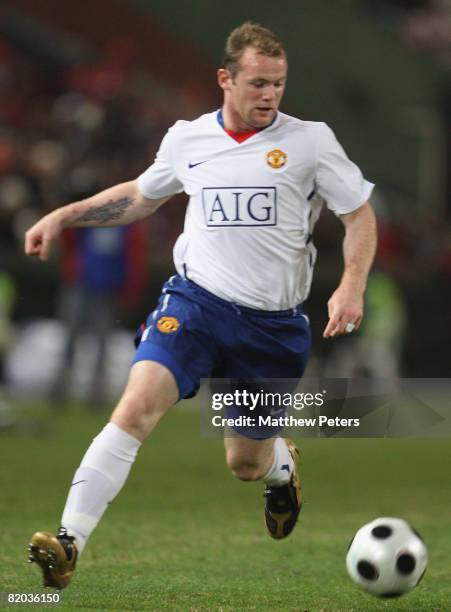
[{"xmin": 346, "ymin": 517, "xmax": 428, "ymax": 598}]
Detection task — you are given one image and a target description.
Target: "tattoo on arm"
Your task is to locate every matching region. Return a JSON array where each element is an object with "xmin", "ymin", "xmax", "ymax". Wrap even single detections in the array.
[{"xmin": 75, "ymin": 197, "xmax": 135, "ymax": 224}]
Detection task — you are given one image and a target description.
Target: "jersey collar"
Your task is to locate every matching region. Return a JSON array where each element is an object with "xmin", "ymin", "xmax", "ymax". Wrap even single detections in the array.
[{"xmin": 216, "ymin": 108, "xmax": 278, "ymax": 134}]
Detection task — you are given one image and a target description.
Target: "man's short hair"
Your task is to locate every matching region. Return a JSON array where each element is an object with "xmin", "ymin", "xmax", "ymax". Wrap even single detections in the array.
[{"xmin": 222, "ymin": 21, "xmax": 286, "ymax": 79}]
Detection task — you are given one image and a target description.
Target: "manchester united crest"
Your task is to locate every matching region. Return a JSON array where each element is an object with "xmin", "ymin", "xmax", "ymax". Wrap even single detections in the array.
[
  {"xmin": 156, "ymin": 316, "xmax": 180, "ymax": 334},
  {"xmin": 266, "ymin": 148, "xmax": 287, "ymax": 169}
]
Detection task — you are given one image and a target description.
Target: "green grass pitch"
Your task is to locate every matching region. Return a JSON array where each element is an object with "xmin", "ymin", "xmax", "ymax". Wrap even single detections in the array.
[{"xmin": 1, "ymin": 402, "xmax": 450, "ymax": 611}]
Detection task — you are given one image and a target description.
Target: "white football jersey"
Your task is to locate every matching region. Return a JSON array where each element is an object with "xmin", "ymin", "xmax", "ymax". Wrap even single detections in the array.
[{"xmin": 138, "ymin": 110, "xmax": 374, "ymax": 310}]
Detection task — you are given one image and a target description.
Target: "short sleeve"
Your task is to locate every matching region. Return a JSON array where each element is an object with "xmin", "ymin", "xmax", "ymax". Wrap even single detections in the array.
[
  {"xmin": 137, "ymin": 125, "xmax": 184, "ymax": 199},
  {"xmin": 315, "ymin": 123, "xmax": 374, "ymax": 215}
]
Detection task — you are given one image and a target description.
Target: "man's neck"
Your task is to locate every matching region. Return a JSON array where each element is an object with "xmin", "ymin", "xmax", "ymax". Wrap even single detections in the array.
[{"xmin": 221, "ymin": 105, "xmax": 259, "ymax": 133}]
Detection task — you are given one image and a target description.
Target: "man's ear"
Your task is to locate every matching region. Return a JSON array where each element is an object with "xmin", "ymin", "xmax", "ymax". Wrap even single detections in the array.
[{"xmin": 217, "ymin": 68, "xmax": 232, "ymax": 91}]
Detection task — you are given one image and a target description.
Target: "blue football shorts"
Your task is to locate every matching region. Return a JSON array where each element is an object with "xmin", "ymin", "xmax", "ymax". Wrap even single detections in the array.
[{"xmin": 133, "ymin": 275, "xmax": 311, "ymax": 438}]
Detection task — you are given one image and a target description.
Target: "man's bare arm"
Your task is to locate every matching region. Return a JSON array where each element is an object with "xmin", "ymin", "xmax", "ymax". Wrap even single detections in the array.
[
  {"xmin": 24, "ymin": 180, "xmax": 171, "ymax": 261},
  {"xmin": 323, "ymin": 201, "xmax": 377, "ymax": 338}
]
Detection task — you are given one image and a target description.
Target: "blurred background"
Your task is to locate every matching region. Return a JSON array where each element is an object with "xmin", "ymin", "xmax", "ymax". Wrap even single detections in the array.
[{"xmin": 0, "ymin": 0, "xmax": 450, "ymax": 407}]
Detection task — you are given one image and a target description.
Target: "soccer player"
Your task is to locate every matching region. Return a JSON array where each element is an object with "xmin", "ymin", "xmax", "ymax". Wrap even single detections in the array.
[{"xmin": 24, "ymin": 22, "xmax": 377, "ymax": 588}]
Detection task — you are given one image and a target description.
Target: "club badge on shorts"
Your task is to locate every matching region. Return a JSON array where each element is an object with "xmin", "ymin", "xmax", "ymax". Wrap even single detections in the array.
[
  {"xmin": 266, "ymin": 148, "xmax": 287, "ymax": 169},
  {"xmin": 156, "ymin": 316, "xmax": 180, "ymax": 333}
]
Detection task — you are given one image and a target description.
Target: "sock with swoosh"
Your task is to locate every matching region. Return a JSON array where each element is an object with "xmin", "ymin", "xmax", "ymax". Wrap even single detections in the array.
[
  {"xmin": 61, "ymin": 422, "xmax": 141, "ymax": 554},
  {"xmin": 262, "ymin": 437, "xmax": 294, "ymax": 487}
]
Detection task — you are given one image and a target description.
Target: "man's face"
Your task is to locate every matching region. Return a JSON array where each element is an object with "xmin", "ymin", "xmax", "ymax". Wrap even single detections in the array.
[{"xmin": 219, "ymin": 46, "xmax": 287, "ymax": 131}]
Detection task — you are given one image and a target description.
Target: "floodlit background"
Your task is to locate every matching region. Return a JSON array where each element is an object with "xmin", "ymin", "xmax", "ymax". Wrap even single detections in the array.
[
  {"xmin": 1, "ymin": 2, "xmax": 451, "ymax": 609},
  {"xmin": 1, "ymin": 0, "xmax": 450, "ymax": 404},
  {"xmin": 1, "ymin": 0, "xmax": 450, "ymax": 402}
]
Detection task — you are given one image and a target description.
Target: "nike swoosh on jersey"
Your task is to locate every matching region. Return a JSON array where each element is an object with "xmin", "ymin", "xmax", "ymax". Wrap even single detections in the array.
[{"xmin": 188, "ymin": 160, "xmax": 208, "ymax": 168}]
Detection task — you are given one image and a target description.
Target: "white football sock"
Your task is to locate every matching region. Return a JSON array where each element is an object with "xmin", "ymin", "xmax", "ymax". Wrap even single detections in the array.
[
  {"xmin": 61, "ymin": 422, "xmax": 141, "ymax": 554},
  {"xmin": 263, "ymin": 437, "xmax": 294, "ymax": 486}
]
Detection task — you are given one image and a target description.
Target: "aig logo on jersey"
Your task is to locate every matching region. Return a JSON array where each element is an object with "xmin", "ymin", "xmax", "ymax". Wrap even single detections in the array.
[
  {"xmin": 202, "ymin": 187, "xmax": 277, "ymax": 227},
  {"xmin": 266, "ymin": 148, "xmax": 287, "ymax": 169}
]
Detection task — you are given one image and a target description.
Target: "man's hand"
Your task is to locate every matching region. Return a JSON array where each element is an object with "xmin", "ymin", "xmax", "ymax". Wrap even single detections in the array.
[
  {"xmin": 323, "ymin": 283, "xmax": 363, "ymax": 338},
  {"xmin": 24, "ymin": 209, "xmax": 65, "ymax": 261},
  {"xmin": 323, "ymin": 201, "xmax": 377, "ymax": 339}
]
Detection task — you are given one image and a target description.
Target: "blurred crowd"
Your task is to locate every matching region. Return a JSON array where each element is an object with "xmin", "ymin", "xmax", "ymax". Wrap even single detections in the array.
[
  {"xmin": 0, "ymin": 34, "xmax": 188, "ymax": 269},
  {"xmin": 0, "ymin": 34, "xmax": 193, "ymax": 403}
]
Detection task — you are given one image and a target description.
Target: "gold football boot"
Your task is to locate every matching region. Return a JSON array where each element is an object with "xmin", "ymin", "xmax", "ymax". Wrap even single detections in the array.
[
  {"xmin": 264, "ymin": 439, "xmax": 302, "ymax": 539},
  {"xmin": 27, "ymin": 528, "xmax": 78, "ymax": 589}
]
